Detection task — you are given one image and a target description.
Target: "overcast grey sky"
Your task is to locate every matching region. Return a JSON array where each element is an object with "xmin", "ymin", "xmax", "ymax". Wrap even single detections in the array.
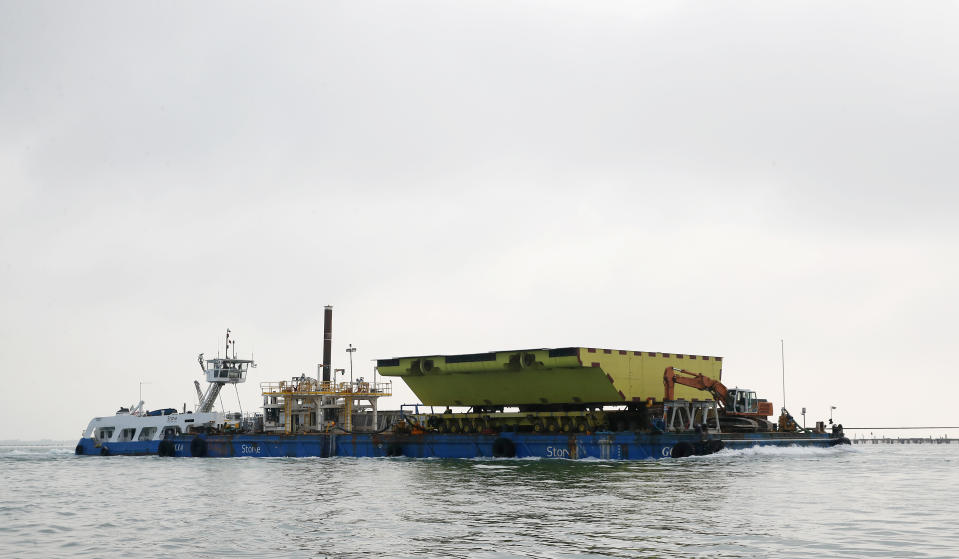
[{"xmin": 1, "ymin": 1, "xmax": 957, "ymax": 440}]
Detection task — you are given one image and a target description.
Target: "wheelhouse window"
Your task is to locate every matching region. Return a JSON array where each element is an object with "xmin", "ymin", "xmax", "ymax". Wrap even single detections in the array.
[
  {"xmin": 96, "ymin": 428, "xmax": 114, "ymax": 441},
  {"xmin": 161, "ymin": 426, "xmax": 181, "ymax": 438},
  {"xmin": 138, "ymin": 427, "xmax": 157, "ymax": 441},
  {"xmin": 118, "ymin": 428, "xmax": 136, "ymax": 442}
]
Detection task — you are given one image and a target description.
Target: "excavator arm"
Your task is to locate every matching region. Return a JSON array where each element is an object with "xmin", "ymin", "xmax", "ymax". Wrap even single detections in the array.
[
  {"xmin": 663, "ymin": 366, "xmax": 728, "ymax": 403},
  {"xmin": 664, "ymin": 366, "xmax": 774, "ymax": 417}
]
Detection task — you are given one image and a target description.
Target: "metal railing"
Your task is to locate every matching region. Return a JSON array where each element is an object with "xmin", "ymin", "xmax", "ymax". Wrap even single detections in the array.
[{"xmin": 260, "ymin": 378, "xmax": 392, "ymax": 397}]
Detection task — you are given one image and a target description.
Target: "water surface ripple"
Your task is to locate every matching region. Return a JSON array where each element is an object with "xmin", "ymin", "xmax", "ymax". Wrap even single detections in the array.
[{"xmin": 1, "ymin": 444, "xmax": 956, "ymax": 558}]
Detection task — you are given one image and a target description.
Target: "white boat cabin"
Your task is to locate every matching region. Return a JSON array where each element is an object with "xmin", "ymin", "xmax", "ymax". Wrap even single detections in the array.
[{"xmin": 81, "ymin": 405, "xmax": 227, "ymax": 444}]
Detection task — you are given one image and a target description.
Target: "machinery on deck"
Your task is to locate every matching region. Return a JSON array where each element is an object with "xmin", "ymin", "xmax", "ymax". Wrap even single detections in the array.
[{"xmin": 662, "ymin": 366, "xmax": 775, "ymax": 432}]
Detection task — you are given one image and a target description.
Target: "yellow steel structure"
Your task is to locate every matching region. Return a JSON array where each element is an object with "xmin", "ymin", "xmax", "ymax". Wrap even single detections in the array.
[
  {"xmin": 261, "ymin": 378, "xmax": 392, "ymax": 434},
  {"xmin": 260, "ymin": 379, "xmax": 390, "ymax": 399},
  {"xmin": 377, "ymin": 347, "xmax": 722, "ymax": 407}
]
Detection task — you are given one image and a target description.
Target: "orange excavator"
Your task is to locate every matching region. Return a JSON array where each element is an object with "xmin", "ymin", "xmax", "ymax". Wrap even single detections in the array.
[{"xmin": 663, "ymin": 367, "xmax": 775, "ymax": 430}]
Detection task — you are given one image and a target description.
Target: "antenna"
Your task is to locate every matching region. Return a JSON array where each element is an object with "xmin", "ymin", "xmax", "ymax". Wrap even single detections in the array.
[{"xmin": 780, "ymin": 339, "xmax": 786, "ymax": 411}]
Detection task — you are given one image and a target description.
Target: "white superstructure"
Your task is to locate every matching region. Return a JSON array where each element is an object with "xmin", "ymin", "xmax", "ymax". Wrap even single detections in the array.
[
  {"xmin": 81, "ymin": 407, "xmax": 227, "ymax": 444},
  {"xmin": 80, "ymin": 329, "xmax": 256, "ymax": 446}
]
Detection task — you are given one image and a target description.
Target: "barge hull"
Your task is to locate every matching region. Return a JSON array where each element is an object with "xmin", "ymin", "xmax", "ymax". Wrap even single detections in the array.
[{"xmin": 76, "ymin": 431, "xmax": 846, "ymax": 458}]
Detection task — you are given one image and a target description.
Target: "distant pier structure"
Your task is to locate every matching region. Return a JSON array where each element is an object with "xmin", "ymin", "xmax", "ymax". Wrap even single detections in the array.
[
  {"xmin": 847, "ymin": 426, "xmax": 958, "ymax": 445},
  {"xmin": 852, "ymin": 436, "xmax": 955, "ymax": 445}
]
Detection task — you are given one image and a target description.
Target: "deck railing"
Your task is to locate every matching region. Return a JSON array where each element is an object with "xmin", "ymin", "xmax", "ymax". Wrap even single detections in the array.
[{"xmin": 260, "ymin": 379, "xmax": 392, "ymax": 397}]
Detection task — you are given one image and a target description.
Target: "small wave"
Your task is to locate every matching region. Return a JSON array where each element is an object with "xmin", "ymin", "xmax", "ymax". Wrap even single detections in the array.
[
  {"xmin": 466, "ymin": 455, "xmax": 542, "ymax": 462},
  {"xmin": 576, "ymin": 456, "xmax": 623, "ymax": 464},
  {"xmin": 1, "ymin": 446, "xmax": 74, "ymax": 457},
  {"xmin": 6, "ymin": 449, "xmax": 49, "ymax": 456},
  {"xmin": 703, "ymin": 444, "xmax": 854, "ymax": 459},
  {"xmin": 472, "ymin": 463, "xmax": 516, "ymax": 470}
]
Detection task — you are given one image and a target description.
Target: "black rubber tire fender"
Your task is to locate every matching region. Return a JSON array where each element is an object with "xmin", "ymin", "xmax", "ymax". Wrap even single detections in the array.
[
  {"xmin": 158, "ymin": 439, "xmax": 176, "ymax": 457},
  {"xmin": 75, "ymin": 444, "xmax": 83, "ymax": 455},
  {"xmin": 190, "ymin": 437, "xmax": 208, "ymax": 458},
  {"xmin": 100, "ymin": 446, "xmax": 110, "ymax": 456},
  {"xmin": 707, "ymin": 439, "xmax": 725, "ymax": 454},
  {"xmin": 385, "ymin": 442, "xmax": 404, "ymax": 457},
  {"xmin": 670, "ymin": 442, "xmax": 694, "ymax": 458},
  {"xmin": 492, "ymin": 437, "xmax": 516, "ymax": 458}
]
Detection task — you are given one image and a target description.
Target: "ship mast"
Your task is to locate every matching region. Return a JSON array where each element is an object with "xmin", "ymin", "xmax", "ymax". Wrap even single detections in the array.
[{"xmin": 196, "ymin": 329, "xmax": 253, "ymax": 413}]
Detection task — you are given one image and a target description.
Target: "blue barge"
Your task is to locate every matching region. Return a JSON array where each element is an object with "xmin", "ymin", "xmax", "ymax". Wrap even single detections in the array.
[
  {"xmin": 77, "ymin": 430, "xmax": 848, "ymax": 459},
  {"xmin": 76, "ymin": 310, "xmax": 851, "ymax": 459}
]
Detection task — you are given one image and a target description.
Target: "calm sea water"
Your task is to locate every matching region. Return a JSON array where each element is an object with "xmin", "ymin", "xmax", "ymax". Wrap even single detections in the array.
[{"xmin": 1, "ymin": 443, "xmax": 956, "ymax": 558}]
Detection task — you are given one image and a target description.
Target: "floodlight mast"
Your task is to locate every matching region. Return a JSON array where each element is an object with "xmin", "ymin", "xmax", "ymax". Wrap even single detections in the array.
[{"xmin": 346, "ymin": 344, "xmax": 357, "ymax": 383}]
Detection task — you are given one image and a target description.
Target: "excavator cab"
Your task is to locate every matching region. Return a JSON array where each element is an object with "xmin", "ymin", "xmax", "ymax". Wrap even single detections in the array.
[{"xmin": 726, "ymin": 389, "xmax": 758, "ymax": 414}]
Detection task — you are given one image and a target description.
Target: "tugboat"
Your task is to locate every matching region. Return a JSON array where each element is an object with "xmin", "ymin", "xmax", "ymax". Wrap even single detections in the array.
[{"xmin": 75, "ymin": 330, "xmax": 256, "ymax": 456}]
